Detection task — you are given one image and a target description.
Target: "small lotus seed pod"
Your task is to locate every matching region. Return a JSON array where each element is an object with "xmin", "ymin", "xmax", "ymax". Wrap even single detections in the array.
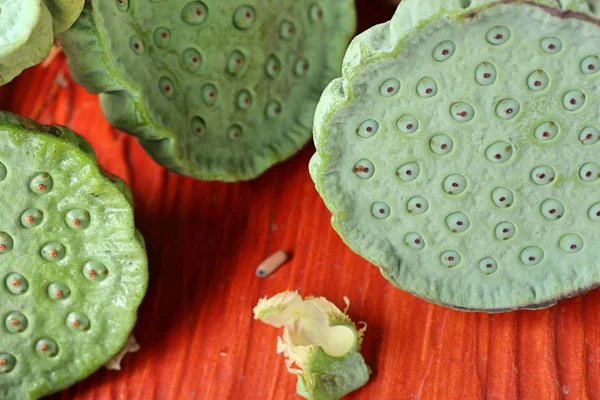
[
  {"xmin": 495, "ymin": 222, "xmax": 516, "ymax": 241},
  {"xmin": 254, "ymin": 291, "xmax": 370, "ymax": 400},
  {"xmin": 0, "ymin": 353, "xmax": 17, "ymax": 373},
  {"xmin": 5, "ymin": 273, "xmax": 29, "ymax": 295},
  {"xmin": 0, "ymin": 112, "xmax": 147, "ymax": 399},
  {"xmin": 520, "ymin": 247, "xmax": 544, "ymax": 266},
  {"xmin": 58, "ymin": 0, "xmax": 356, "ymax": 181},
  {"xmin": 310, "ymin": 0, "xmax": 600, "ymax": 311},
  {"xmin": 407, "ymin": 196, "xmax": 429, "ymax": 215},
  {"xmin": 534, "ymin": 121, "xmax": 559, "ymax": 141},
  {"xmin": 440, "ymin": 250, "xmax": 461, "ymax": 267},
  {"xmin": 405, "ymin": 232, "xmax": 425, "ymax": 250},
  {"xmin": 579, "ymin": 126, "xmax": 599, "ymax": 145},
  {"xmin": 36, "ymin": 339, "xmax": 59, "ymax": 358}
]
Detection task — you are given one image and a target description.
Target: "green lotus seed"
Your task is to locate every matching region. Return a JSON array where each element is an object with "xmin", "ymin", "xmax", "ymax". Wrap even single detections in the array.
[
  {"xmin": 417, "ymin": 77, "xmax": 438, "ymax": 98},
  {"xmin": 353, "ymin": 159, "xmax": 375, "ymax": 179},
  {"xmin": 65, "ymin": 209, "xmax": 91, "ymax": 229},
  {"xmin": 396, "ymin": 115, "xmax": 419, "ymax": 134},
  {"xmin": 371, "ymin": 202, "xmax": 390, "ymax": 219},
  {"xmin": 309, "ymin": 4, "xmax": 324, "ymax": 22},
  {"xmin": 228, "ymin": 125, "xmax": 244, "ymax": 141},
  {"xmin": 129, "ymin": 36, "xmax": 145, "ymax": 55},
  {"xmin": 5, "ymin": 312, "xmax": 28, "ymax": 333},
  {"xmin": 181, "ymin": 1, "xmax": 208, "ymax": 25},
  {"xmin": 450, "ymin": 102, "xmax": 474, "ymax": 122},
  {"xmin": 29, "ymin": 173, "xmax": 53, "ymax": 194},
  {"xmin": 440, "ymin": 250, "xmax": 461, "ymax": 267},
  {"xmin": 540, "ymin": 37, "xmax": 562, "ymax": 53},
  {"xmin": 265, "ymin": 101, "xmax": 283, "ymax": 119},
  {"xmin": 475, "ymin": 62, "xmax": 497, "ymax": 86},
  {"xmin": 446, "ymin": 212, "xmax": 470, "ymax": 233},
  {"xmin": 579, "ymin": 162, "xmax": 600, "ymax": 182},
  {"xmin": 40, "ymin": 242, "xmax": 66, "ymax": 262},
  {"xmin": 190, "ymin": 117, "xmax": 206, "ymax": 136},
  {"xmin": 589, "ymin": 203, "xmax": 600, "ymax": 222},
  {"xmin": 494, "ymin": 222, "xmax": 516, "ymax": 241},
  {"xmin": 293, "ymin": 58, "xmax": 310, "ymax": 76},
  {"xmin": 357, "ymin": 120, "xmax": 379, "ymax": 138},
  {"xmin": 182, "ymin": 48, "xmax": 202, "ymax": 72},
  {"xmin": 396, "ymin": 162, "xmax": 420, "ymax": 182},
  {"xmin": 83, "ymin": 260, "xmax": 109, "ymax": 281},
  {"xmin": 495, "ymin": 99, "xmax": 520, "ymax": 120},
  {"xmin": 47, "ymin": 282, "xmax": 71, "ymax": 301},
  {"xmin": 534, "ymin": 121, "xmax": 559, "ymax": 141},
  {"xmin": 531, "ymin": 166, "xmax": 556, "ymax": 185},
  {"xmin": 433, "ymin": 40, "xmax": 455, "ymax": 62},
  {"xmin": 36, "ymin": 339, "xmax": 59, "ymax": 358},
  {"xmin": 265, "ymin": 55, "xmax": 281, "ymax": 79},
  {"xmin": 5, "ymin": 273, "xmax": 28, "ymax": 295},
  {"xmin": 520, "ymin": 246, "xmax": 544, "ymax": 266},
  {"xmin": 580, "ymin": 55, "xmax": 599, "ymax": 75},
  {"xmin": 380, "ymin": 78, "xmax": 400, "ymax": 97},
  {"xmin": 527, "ymin": 70, "xmax": 550, "ymax": 91},
  {"xmin": 430, "ymin": 135, "xmax": 453, "ymax": 155},
  {"xmin": 66, "ymin": 312, "xmax": 90, "ymax": 331},
  {"xmin": 407, "ymin": 196, "xmax": 429, "ymax": 215},
  {"xmin": 0, "ymin": 161, "xmax": 6, "ymax": 181},
  {"xmin": 540, "ymin": 199, "xmax": 565, "ymax": 220},
  {"xmin": 405, "ymin": 232, "xmax": 425, "ymax": 250},
  {"xmin": 158, "ymin": 77, "xmax": 175, "ymax": 99},
  {"xmin": 202, "ymin": 83, "xmax": 218, "ymax": 106},
  {"xmin": 443, "ymin": 174, "xmax": 467, "ymax": 195},
  {"xmin": 227, "ymin": 50, "xmax": 247, "ymax": 76},
  {"xmin": 153, "ymin": 27, "xmax": 171, "ymax": 48},
  {"xmin": 20, "ymin": 208, "xmax": 43, "ymax": 228},
  {"xmin": 233, "ymin": 6, "xmax": 256, "ymax": 30},
  {"xmin": 485, "ymin": 141, "xmax": 513, "ymax": 163},
  {"xmin": 0, "ymin": 232, "xmax": 14, "ymax": 254},
  {"xmin": 237, "ymin": 90, "xmax": 253, "ymax": 110},
  {"xmin": 0, "ymin": 353, "xmax": 16, "ymax": 373},
  {"xmin": 563, "ymin": 90, "xmax": 585, "ymax": 111},
  {"xmin": 479, "ymin": 257, "xmax": 498, "ymax": 274},
  {"xmin": 559, "ymin": 234, "xmax": 583, "ymax": 254},
  {"xmin": 491, "ymin": 187, "xmax": 514, "ymax": 208},
  {"xmin": 115, "ymin": 0, "xmax": 129, "ymax": 12},
  {"xmin": 579, "ymin": 126, "xmax": 599, "ymax": 145},
  {"xmin": 280, "ymin": 20, "xmax": 296, "ymax": 40},
  {"xmin": 486, "ymin": 26, "xmax": 511, "ymax": 45}
]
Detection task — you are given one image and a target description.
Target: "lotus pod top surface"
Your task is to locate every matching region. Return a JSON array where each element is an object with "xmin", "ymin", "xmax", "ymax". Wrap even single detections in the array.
[
  {"xmin": 57, "ymin": 0, "xmax": 357, "ymax": 181},
  {"xmin": 0, "ymin": 112, "xmax": 148, "ymax": 399},
  {"xmin": 310, "ymin": 0, "xmax": 600, "ymax": 312}
]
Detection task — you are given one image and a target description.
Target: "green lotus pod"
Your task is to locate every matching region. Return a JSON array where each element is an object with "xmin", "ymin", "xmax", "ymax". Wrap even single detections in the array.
[
  {"xmin": 0, "ymin": 112, "xmax": 148, "ymax": 399},
  {"xmin": 0, "ymin": 0, "xmax": 83, "ymax": 86},
  {"xmin": 254, "ymin": 291, "xmax": 370, "ymax": 400},
  {"xmin": 310, "ymin": 0, "xmax": 600, "ymax": 312},
  {"xmin": 56, "ymin": 1, "xmax": 356, "ymax": 182}
]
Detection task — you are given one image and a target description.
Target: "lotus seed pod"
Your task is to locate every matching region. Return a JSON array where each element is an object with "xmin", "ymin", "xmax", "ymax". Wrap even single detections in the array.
[
  {"xmin": 57, "ymin": 1, "xmax": 356, "ymax": 182},
  {"xmin": 253, "ymin": 291, "xmax": 370, "ymax": 400},
  {"xmin": 0, "ymin": 0, "xmax": 84, "ymax": 86},
  {"xmin": 310, "ymin": 0, "xmax": 600, "ymax": 311},
  {"xmin": 0, "ymin": 112, "xmax": 148, "ymax": 399}
]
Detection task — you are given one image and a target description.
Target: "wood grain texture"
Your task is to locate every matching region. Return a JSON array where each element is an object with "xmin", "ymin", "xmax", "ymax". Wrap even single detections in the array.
[{"xmin": 2, "ymin": 2, "xmax": 600, "ymax": 399}]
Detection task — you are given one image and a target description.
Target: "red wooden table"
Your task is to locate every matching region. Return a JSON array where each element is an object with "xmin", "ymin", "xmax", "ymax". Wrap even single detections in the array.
[{"xmin": 2, "ymin": 2, "xmax": 600, "ymax": 399}]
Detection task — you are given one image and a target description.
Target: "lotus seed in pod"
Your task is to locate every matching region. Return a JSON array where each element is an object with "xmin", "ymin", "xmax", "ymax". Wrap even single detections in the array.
[
  {"xmin": 57, "ymin": 0, "xmax": 357, "ymax": 181},
  {"xmin": 310, "ymin": 0, "xmax": 600, "ymax": 311},
  {"xmin": 0, "ymin": 112, "xmax": 148, "ymax": 399}
]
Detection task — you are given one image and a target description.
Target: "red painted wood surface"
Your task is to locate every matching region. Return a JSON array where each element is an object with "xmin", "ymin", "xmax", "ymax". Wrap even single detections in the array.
[{"xmin": 2, "ymin": 2, "xmax": 600, "ymax": 399}]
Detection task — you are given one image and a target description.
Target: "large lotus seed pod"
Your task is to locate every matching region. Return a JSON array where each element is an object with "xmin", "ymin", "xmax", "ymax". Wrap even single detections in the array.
[
  {"xmin": 56, "ymin": 1, "xmax": 356, "ymax": 182},
  {"xmin": 0, "ymin": 112, "xmax": 148, "ymax": 399},
  {"xmin": 0, "ymin": 0, "xmax": 83, "ymax": 85},
  {"xmin": 254, "ymin": 291, "xmax": 370, "ymax": 400},
  {"xmin": 310, "ymin": 0, "xmax": 600, "ymax": 312}
]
